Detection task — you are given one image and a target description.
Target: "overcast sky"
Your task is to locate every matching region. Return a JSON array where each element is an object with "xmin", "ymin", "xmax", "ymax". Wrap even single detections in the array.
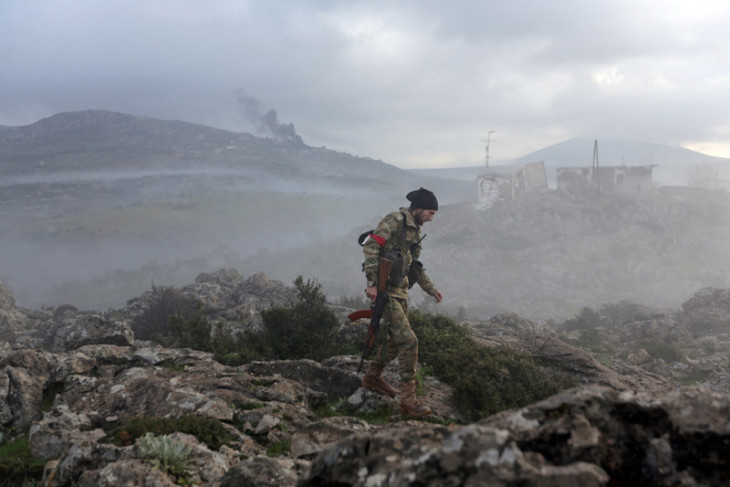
[{"xmin": 2, "ymin": 0, "xmax": 730, "ymax": 168}]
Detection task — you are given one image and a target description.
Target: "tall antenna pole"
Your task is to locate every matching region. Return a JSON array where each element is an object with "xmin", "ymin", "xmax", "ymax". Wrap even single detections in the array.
[
  {"xmin": 591, "ymin": 139, "xmax": 600, "ymax": 197},
  {"xmin": 485, "ymin": 131, "xmax": 496, "ymax": 169}
]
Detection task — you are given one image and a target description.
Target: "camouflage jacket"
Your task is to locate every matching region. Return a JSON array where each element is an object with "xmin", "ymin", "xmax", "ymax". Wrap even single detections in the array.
[{"xmin": 362, "ymin": 207, "xmax": 438, "ymax": 299}]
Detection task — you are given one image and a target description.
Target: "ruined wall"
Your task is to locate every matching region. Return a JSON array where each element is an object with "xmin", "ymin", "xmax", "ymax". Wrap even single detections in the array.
[
  {"xmin": 477, "ymin": 161, "xmax": 547, "ymax": 208},
  {"xmin": 557, "ymin": 165, "xmax": 655, "ymax": 194}
]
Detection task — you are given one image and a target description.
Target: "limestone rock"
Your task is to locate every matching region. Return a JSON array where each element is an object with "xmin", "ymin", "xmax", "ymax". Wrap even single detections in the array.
[
  {"xmin": 679, "ymin": 287, "xmax": 730, "ymax": 337},
  {"xmin": 220, "ymin": 456, "xmax": 299, "ymax": 487},
  {"xmin": 301, "ymin": 385, "xmax": 730, "ymax": 486},
  {"xmin": 290, "ymin": 417, "xmax": 372, "ymax": 459}
]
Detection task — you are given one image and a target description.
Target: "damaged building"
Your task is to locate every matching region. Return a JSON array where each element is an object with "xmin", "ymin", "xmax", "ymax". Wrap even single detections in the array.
[
  {"xmin": 477, "ymin": 161, "xmax": 548, "ymax": 208},
  {"xmin": 556, "ymin": 164, "xmax": 656, "ymax": 194}
]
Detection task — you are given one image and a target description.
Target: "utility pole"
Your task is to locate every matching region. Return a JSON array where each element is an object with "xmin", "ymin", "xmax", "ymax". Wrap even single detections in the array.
[
  {"xmin": 591, "ymin": 139, "xmax": 600, "ymax": 197},
  {"xmin": 484, "ymin": 131, "xmax": 496, "ymax": 170}
]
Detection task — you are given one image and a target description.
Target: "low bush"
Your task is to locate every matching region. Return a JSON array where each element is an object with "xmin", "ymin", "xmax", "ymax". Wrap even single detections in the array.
[
  {"xmin": 151, "ymin": 276, "xmax": 351, "ymax": 365},
  {"xmin": 410, "ymin": 310, "xmax": 573, "ymax": 421},
  {"xmin": 638, "ymin": 339, "xmax": 685, "ymax": 364},
  {"xmin": 260, "ymin": 276, "xmax": 344, "ymax": 361},
  {"xmin": 266, "ymin": 439, "xmax": 292, "ymax": 457},
  {"xmin": 136, "ymin": 433, "xmax": 192, "ymax": 483},
  {"xmin": 561, "ymin": 306, "xmax": 599, "ymax": 331},
  {"xmin": 167, "ymin": 306, "xmax": 211, "ymax": 350},
  {"xmin": 132, "ymin": 285, "xmax": 203, "ymax": 342},
  {"xmin": 0, "ymin": 435, "xmax": 46, "ymax": 486}
]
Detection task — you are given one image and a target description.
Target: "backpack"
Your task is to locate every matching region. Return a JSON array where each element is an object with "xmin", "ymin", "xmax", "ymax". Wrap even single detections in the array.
[{"xmin": 358, "ymin": 212, "xmax": 425, "ymax": 289}]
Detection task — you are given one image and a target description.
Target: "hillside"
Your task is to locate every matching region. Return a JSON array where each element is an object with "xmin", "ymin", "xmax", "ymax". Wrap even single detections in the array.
[
  {"xmin": 0, "ymin": 110, "xmax": 469, "ymax": 197},
  {"xmin": 0, "ymin": 110, "xmax": 474, "ymax": 309}
]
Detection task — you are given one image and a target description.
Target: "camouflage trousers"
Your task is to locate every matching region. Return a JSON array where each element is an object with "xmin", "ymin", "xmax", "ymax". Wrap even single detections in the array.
[{"xmin": 373, "ymin": 295, "xmax": 418, "ymax": 382}]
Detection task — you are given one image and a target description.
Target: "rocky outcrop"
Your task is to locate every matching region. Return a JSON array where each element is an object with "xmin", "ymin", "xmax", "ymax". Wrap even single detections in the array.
[
  {"xmin": 302, "ymin": 385, "xmax": 730, "ymax": 486},
  {"xmin": 470, "ymin": 312, "xmax": 671, "ymax": 392},
  {"xmin": 678, "ymin": 287, "xmax": 730, "ymax": 337},
  {"xmin": 117, "ymin": 269, "xmax": 298, "ymax": 336},
  {"xmin": 12, "ymin": 340, "xmax": 730, "ymax": 486},
  {"xmin": 5, "ymin": 273, "xmax": 730, "ymax": 485},
  {"xmin": 11, "ymin": 345, "xmax": 373, "ymax": 485},
  {"xmin": 0, "ymin": 270, "xmax": 298, "ymax": 353},
  {"xmin": 0, "ymin": 280, "xmax": 135, "ymax": 352},
  {"xmin": 535, "ymin": 291, "xmax": 730, "ymax": 394}
]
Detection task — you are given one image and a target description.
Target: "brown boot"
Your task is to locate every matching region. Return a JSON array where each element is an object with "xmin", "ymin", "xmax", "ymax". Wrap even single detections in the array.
[
  {"xmin": 398, "ymin": 380, "xmax": 432, "ymax": 417},
  {"xmin": 361, "ymin": 363, "xmax": 398, "ymax": 397}
]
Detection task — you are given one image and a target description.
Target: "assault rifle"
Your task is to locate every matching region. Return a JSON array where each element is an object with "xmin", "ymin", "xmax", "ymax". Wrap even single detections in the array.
[{"xmin": 349, "ymin": 256, "xmax": 393, "ymax": 373}]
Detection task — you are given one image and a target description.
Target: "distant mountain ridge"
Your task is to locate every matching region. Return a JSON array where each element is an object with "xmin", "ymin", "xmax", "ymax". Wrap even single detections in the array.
[
  {"xmin": 0, "ymin": 110, "xmax": 248, "ymax": 170},
  {"xmin": 6, "ymin": 111, "xmax": 726, "ymax": 180},
  {"xmin": 514, "ymin": 136, "xmax": 730, "ymax": 168},
  {"xmin": 414, "ymin": 137, "xmax": 730, "ymax": 186},
  {"xmin": 0, "ymin": 109, "xmax": 471, "ymax": 200}
]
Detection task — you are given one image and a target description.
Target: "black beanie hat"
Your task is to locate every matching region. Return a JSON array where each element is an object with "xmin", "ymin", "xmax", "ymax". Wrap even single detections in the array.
[{"xmin": 407, "ymin": 187, "xmax": 438, "ymax": 210}]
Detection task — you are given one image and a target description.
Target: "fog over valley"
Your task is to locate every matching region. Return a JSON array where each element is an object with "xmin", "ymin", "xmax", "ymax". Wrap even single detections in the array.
[{"xmin": 2, "ymin": 110, "xmax": 730, "ymax": 323}]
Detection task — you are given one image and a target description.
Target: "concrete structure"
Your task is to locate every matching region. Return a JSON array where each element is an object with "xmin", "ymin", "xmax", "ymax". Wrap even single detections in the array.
[
  {"xmin": 477, "ymin": 161, "xmax": 548, "ymax": 208},
  {"xmin": 556, "ymin": 164, "xmax": 656, "ymax": 194}
]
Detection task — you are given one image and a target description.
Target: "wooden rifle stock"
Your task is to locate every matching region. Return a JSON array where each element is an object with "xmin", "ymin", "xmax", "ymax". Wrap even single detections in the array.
[
  {"xmin": 377, "ymin": 256, "xmax": 394, "ymax": 295},
  {"xmin": 357, "ymin": 256, "xmax": 393, "ymax": 372}
]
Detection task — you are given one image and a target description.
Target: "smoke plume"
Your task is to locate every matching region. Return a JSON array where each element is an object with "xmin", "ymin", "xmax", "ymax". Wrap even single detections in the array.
[{"xmin": 235, "ymin": 90, "xmax": 303, "ymax": 144}]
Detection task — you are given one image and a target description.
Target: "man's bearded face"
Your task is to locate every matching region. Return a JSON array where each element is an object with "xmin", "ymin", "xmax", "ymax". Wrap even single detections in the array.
[{"xmin": 414, "ymin": 209, "xmax": 437, "ymax": 226}]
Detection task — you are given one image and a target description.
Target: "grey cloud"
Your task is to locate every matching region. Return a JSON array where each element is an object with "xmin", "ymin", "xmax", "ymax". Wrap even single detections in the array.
[{"xmin": 2, "ymin": 0, "xmax": 730, "ymax": 165}]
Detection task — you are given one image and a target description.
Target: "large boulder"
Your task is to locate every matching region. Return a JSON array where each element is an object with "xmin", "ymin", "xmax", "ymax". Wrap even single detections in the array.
[
  {"xmin": 220, "ymin": 456, "xmax": 300, "ymax": 487},
  {"xmin": 0, "ymin": 349, "xmax": 59, "ymax": 430},
  {"xmin": 679, "ymin": 287, "xmax": 730, "ymax": 337},
  {"xmin": 119, "ymin": 269, "xmax": 297, "ymax": 334},
  {"xmin": 50, "ymin": 306, "xmax": 134, "ymax": 352},
  {"xmin": 246, "ymin": 359, "xmax": 361, "ymax": 400},
  {"xmin": 301, "ymin": 385, "xmax": 730, "ymax": 486}
]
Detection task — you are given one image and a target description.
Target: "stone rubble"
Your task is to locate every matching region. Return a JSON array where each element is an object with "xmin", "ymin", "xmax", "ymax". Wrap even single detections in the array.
[{"xmin": 2, "ymin": 271, "xmax": 730, "ymax": 485}]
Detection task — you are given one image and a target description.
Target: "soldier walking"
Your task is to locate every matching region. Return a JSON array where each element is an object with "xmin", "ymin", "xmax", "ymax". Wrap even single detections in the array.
[{"xmin": 360, "ymin": 187, "xmax": 443, "ymax": 417}]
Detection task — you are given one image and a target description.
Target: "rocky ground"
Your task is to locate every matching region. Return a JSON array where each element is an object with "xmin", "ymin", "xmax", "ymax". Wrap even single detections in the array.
[{"xmin": 2, "ymin": 269, "xmax": 730, "ymax": 485}]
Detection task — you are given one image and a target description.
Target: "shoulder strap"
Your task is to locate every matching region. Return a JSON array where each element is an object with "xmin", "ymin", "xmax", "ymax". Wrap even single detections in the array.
[{"xmin": 398, "ymin": 212, "xmax": 408, "ymax": 250}]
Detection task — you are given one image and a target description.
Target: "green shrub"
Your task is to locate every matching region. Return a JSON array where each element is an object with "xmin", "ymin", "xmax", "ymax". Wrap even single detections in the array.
[
  {"xmin": 570, "ymin": 327, "xmax": 605, "ymax": 350},
  {"xmin": 136, "ymin": 433, "xmax": 192, "ymax": 483},
  {"xmin": 132, "ymin": 276, "xmax": 354, "ymax": 364},
  {"xmin": 259, "ymin": 276, "xmax": 345, "ymax": 361},
  {"xmin": 106, "ymin": 415, "xmax": 232, "ymax": 451},
  {"xmin": 638, "ymin": 340, "xmax": 685, "ymax": 363},
  {"xmin": 410, "ymin": 310, "xmax": 573, "ymax": 421},
  {"xmin": 0, "ymin": 435, "xmax": 46, "ymax": 486},
  {"xmin": 132, "ymin": 285, "xmax": 203, "ymax": 342},
  {"xmin": 562, "ymin": 306, "xmax": 599, "ymax": 331},
  {"xmin": 266, "ymin": 439, "xmax": 292, "ymax": 457},
  {"xmin": 167, "ymin": 306, "xmax": 211, "ymax": 350},
  {"xmin": 210, "ymin": 323, "xmax": 268, "ymax": 366},
  {"xmin": 183, "ymin": 276, "xmax": 350, "ymax": 365}
]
